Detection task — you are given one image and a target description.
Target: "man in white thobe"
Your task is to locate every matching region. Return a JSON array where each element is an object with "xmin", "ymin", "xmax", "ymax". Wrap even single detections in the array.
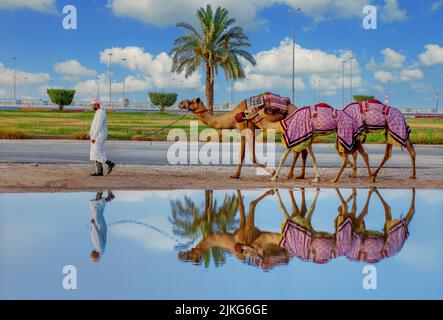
[
  {"xmin": 89, "ymin": 99, "xmax": 115, "ymax": 176},
  {"xmin": 90, "ymin": 191, "xmax": 115, "ymax": 263}
]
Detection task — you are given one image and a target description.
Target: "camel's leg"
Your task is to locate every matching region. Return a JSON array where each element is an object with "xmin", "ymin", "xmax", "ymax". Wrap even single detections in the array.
[
  {"xmin": 331, "ymin": 153, "xmax": 350, "ymax": 183},
  {"xmin": 357, "ymin": 143, "xmax": 372, "ymax": 178},
  {"xmin": 405, "ymin": 140, "xmax": 416, "ymax": 179},
  {"xmin": 306, "ymin": 145, "xmax": 320, "ymax": 182},
  {"xmin": 349, "ymin": 151, "xmax": 357, "ymax": 178},
  {"xmin": 287, "ymin": 150, "xmax": 300, "ymax": 179},
  {"xmin": 231, "ymin": 135, "xmax": 246, "ymax": 179},
  {"xmin": 371, "ymin": 143, "xmax": 393, "ymax": 182},
  {"xmin": 247, "ymin": 128, "xmax": 275, "ymax": 176},
  {"xmin": 271, "ymin": 148, "xmax": 291, "ymax": 182},
  {"xmin": 297, "ymin": 150, "xmax": 308, "ymax": 179}
]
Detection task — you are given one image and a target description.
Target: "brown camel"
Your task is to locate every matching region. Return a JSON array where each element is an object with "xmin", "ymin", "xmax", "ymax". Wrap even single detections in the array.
[
  {"xmin": 178, "ymin": 189, "xmax": 289, "ymax": 270},
  {"xmin": 178, "ymin": 98, "xmax": 308, "ymax": 179},
  {"xmin": 272, "ymin": 103, "xmax": 372, "ymax": 183}
]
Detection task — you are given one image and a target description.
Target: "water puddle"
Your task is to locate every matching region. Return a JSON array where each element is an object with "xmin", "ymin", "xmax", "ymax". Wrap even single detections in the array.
[{"xmin": 0, "ymin": 188, "xmax": 442, "ymax": 299}]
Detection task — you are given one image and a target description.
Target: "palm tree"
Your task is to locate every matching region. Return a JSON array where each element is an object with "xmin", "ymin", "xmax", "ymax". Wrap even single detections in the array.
[
  {"xmin": 171, "ymin": 4, "xmax": 256, "ymax": 112},
  {"xmin": 169, "ymin": 190, "xmax": 238, "ymax": 268}
]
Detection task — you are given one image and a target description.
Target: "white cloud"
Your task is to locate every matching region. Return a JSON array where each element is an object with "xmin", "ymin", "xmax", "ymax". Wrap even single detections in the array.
[
  {"xmin": 54, "ymin": 60, "xmax": 97, "ymax": 79},
  {"xmin": 100, "ymin": 47, "xmax": 202, "ymax": 89},
  {"xmin": 380, "ymin": 48, "xmax": 405, "ymax": 68},
  {"xmin": 374, "ymin": 70, "xmax": 393, "ymax": 83},
  {"xmin": 73, "ymin": 46, "xmax": 203, "ymax": 99},
  {"xmin": 399, "ymin": 68, "xmax": 423, "ymax": 81},
  {"xmin": 380, "ymin": 0, "xmax": 407, "ymax": 22},
  {"xmin": 234, "ymin": 38, "xmax": 360, "ymax": 94},
  {"xmin": 0, "ymin": 61, "xmax": 50, "ymax": 87},
  {"xmin": 430, "ymin": 0, "xmax": 443, "ymax": 11},
  {"xmin": 0, "ymin": 0, "xmax": 56, "ymax": 12},
  {"xmin": 107, "ymin": 0, "xmax": 369, "ymax": 28},
  {"xmin": 419, "ymin": 44, "xmax": 443, "ymax": 66}
]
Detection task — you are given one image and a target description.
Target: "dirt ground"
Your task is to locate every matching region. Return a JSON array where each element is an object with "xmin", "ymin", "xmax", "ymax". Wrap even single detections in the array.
[{"xmin": 1, "ymin": 163, "xmax": 442, "ymax": 192}]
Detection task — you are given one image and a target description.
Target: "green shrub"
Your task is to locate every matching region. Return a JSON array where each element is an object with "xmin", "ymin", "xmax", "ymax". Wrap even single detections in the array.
[
  {"xmin": 149, "ymin": 92, "xmax": 177, "ymax": 112},
  {"xmin": 47, "ymin": 89, "xmax": 76, "ymax": 111}
]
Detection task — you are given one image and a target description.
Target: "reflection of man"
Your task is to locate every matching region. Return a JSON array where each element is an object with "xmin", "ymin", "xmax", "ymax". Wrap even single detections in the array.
[
  {"xmin": 90, "ymin": 191, "xmax": 115, "ymax": 263},
  {"xmin": 89, "ymin": 99, "xmax": 115, "ymax": 176}
]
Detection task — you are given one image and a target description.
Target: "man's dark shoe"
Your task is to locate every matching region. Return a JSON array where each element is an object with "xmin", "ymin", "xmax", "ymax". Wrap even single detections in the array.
[
  {"xmin": 90, "ymin": 172, "xmax": 103, "ymax": 176},
  {"xmin": 106, "ymin": 161, "xmax": 115, "ymax": 175}
]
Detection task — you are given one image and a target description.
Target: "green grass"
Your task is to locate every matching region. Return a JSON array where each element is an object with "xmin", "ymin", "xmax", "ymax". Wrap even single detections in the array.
[{"xmin": 0, "ymin": 109, "xmax": 442, "ymax": 144}]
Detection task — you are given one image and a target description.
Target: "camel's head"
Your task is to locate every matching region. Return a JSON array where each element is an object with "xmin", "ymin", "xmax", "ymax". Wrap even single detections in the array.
[{"xmin": 178, "ymin": 98, "xmax": 204, "ymax": 113}]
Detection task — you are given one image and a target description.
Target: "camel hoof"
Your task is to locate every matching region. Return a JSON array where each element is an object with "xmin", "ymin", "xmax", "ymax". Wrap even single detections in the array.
[
  {"xmin": 348, "ymin": 173, "xmax": 356, "ymax": 178},
  {"xmin": 287, "ymin": 173, "xmax": 294, "ymax": 179},
  {"xmin": 370, "ymin": 175, "xmax": 377, "ymax": 183},
  {"xmin": 409, "ymin": 176, "xmax": 416, "ymax": 180},
  {"xmin": 270, "ymin": 170, "xmax": 276, "ymax": 177},
  {"xmin": 230, "ymin": 175, "xmax": 240, "ymax": 179},
  {"xmin": 312, "ymin": 177, "xmax": 320, "ymax": 183},
  {"xmin": 271, "ymin": 176, "xmax": 278, "ymax": 182},
  {"xmin": 296, "ymin": 174, "xmax": 305, "ymax": 180}
]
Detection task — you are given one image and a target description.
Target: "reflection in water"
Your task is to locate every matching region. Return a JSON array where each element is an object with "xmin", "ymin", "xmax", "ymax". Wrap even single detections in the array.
[
  {"xmin": 89, "ymin": 191, "xmax": 115, "ymax": 262},
  {"xmin": 174, "ymin": 188, "xmax": 415, "ymax": 270}
]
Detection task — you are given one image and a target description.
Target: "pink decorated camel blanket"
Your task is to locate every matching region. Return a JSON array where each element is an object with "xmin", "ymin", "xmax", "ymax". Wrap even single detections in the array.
[
  {"xmin": 280, "ymin": 103, "xmax": 361, "ymax": 152},
  {"xmin": 343, "ymin": 99, "xmax": 411, "ymax": 147},
  {"xmin": 246, "ymin": 92, "xmax": 291, "ymax": 116},
  {"xmin": 280, "ymin": 218, "xmax": 408, "ymax": 264}
]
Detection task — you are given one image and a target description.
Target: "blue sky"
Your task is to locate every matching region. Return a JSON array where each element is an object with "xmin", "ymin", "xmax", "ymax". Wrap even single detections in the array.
[{"xmin": 0, "ymin": 0, "xmax": 442, "ymax": 108}]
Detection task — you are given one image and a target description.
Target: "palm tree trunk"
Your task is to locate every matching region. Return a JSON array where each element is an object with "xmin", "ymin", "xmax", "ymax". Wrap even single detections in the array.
[{"xmin": 205, "ymin": 63, "xmax": 214, "ymax": 114}]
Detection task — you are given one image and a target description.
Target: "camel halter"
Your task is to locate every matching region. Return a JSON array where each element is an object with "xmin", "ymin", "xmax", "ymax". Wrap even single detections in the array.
[{"xmin": 192, "ymin": 108, "xmax": 209, "ymax": 114}]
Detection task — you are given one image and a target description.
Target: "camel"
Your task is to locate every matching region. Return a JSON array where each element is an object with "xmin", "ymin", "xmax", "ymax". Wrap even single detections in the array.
[
  {"xmin": 178, "ymin": 189, "xmax": 290, "ymax": 270},
  {"xmin": 178, "ymin": 97, "xmax": 308, "ymax": 179},
  {"xmin": 272, "ymin": 103, "xmax": 372, "ymax": 183},
  {"xmin": 288, "ymin": 99, "xmax": 417, "ymax": 182},
  {"xmin": 343, "ymin": 99, "xmax": 416, "ymax": 181},
  {"xmin": 277, "ymin": 187, "xmax": 415, "ymax": 264}
]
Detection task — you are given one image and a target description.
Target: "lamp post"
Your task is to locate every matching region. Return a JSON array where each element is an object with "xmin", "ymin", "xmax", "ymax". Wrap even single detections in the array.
[
  {"xmin": 108, "ymin": 52, "xmax": 113, "ymax": 104},
  {"xmin": 24, "ymin": 76, "xmax": 28, "ymax": 100},
  {"xmin": 290, "ymin": 7, "xmax": 301, "ymax": 104},
  {"xmin": 97, "ymin": 76, "xmax": 100, "ymax": 99},
  {"xmin": 342, "ymin": 60, "xmax": 346, "ymax": 107},
  {"xmin": 348, "ymin": 56, "xmax": 354, "ymax": 103},
  {"xmin": 436, "ymin": 91, "xmax": 439, "ymax": 114},
  {"xmin": 12, "ymin": 57, "xmax": 17, "ymax": 101},
  {"xmin": 121, "ymin": 58, "xmax": 127, "ymax": 107}
]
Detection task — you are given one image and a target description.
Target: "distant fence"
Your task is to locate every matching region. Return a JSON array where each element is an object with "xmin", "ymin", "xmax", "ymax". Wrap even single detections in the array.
[{"xmin": 0, "ymin": 98, "xmax": 440, "ymax": 115}]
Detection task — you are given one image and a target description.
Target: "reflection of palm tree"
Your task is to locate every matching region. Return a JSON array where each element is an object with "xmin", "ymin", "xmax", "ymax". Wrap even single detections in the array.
[{"xmin": 170, "ymin": 190, "xmax": 238, "ymax": 267}]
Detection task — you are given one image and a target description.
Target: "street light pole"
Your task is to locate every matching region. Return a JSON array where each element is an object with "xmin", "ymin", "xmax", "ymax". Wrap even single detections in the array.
[
  {"xmin": 437, "ymin": 91, "xmax": 439, "ymax": 114},
  {"xmin": 121, "ymin": 58, "xmax": 127, "ymax": 107},
  {"xmin": 349, "ymin": 56, "xmax": 354, "ymax": 103},
  {"xmin": 24, "ymin": 76, "xmax": 28, "ymax": 99},
  {"xmin": 108, "ymin": 52, "xmax": 113, "ymax": 104},
  {"xmin": 342, "ymin": 60, "xmax": 346, "ymax": 107},
  {"xmin": 12, "ymin": 57, "xmax": 17, "ymax": 101},
  {"xmin": 97, "ymin": 76, "xmax": 100, "ymax": 99},
  {"xmin": 291, "ymin": 7, "xmax": 301, "ymax": 104}
]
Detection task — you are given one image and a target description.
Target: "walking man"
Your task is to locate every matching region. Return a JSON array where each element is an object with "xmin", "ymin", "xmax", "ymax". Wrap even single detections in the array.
[{"xmin": 89, "ymin": 99, "xmax": 115, "ymax": 176}]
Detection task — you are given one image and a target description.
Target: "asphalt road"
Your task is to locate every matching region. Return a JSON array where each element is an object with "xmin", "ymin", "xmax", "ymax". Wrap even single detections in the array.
[{"xmin": 1, "ymin": 140, "xmax": 442, "ymax": 168}]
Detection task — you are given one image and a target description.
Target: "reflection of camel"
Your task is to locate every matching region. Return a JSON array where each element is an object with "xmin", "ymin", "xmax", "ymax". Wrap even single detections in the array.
[
  {"xmin": 272, "ymin": 103, "xmax": 372, "ymax": 183},
  {"xmin": 178, "ymin": 190, "xmax": 290, "ymax": 270},
  {"xmin": 278, "ymin": 188, "xmax": 415, "ymax": 264},
  {"xmin": 178, "ymin": 98, "xmax": 308, "ymax": 179},
  {"xmin": 89, "ymin": 191, "xmax": 115, "ymax": 263}
]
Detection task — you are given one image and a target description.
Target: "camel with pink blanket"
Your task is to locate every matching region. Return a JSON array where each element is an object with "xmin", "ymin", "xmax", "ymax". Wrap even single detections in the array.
[
  {"xmin": 272, "ymin": 102, "xmax": 372, "ymax": 183},
  {"xmin": 285, "ymin": 99, "xmax": 416, "ymax": 182}
]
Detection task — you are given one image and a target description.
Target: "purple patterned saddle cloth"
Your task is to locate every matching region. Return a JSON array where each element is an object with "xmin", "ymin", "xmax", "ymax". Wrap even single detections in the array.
[
  {"xmin": 343, "ymin": 99, "xmax": 410, "ymax": 146},
  {"xmin": 281, "ymin": 103, "xmax": 360, "ymax": 152}
]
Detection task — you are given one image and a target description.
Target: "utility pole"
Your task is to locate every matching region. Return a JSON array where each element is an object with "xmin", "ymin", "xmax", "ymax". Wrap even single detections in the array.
[
  {"xmin": 349, "ymin": 56, "xmax": 354, "ymax": 103},
  {"xmin": 121, "ymin": 58, "xmax": 127, "ymax": 107},
  {"xmin": 108, "ymin": 52, "xmax": 113, "ymax": 104},
  {"xmin": 437, "ymin": 91, "xmax": 439, "ymax": 114},
  {"xmin": 12, "ymin": 57, "xmax": 17, "ymax": 101},
  {"xmin": 342, "ymin": 60, "xmax": 346, "ymax": 107},
  {"xmin": 291, "ymin": 7, "xmax": 301, "ymax": 104}
]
